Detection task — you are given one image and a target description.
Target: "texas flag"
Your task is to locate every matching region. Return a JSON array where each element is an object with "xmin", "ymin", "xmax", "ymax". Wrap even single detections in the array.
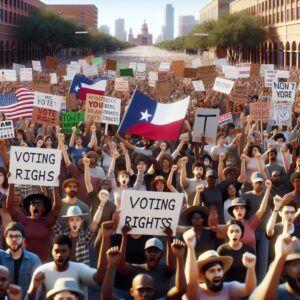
[
  {"xmin": 118, "ymin": 90, "xmax": 189, "ymax": 140},
  {"xmin": 79, "ymin": 79, "xmax": 107, "ymax": 100}
]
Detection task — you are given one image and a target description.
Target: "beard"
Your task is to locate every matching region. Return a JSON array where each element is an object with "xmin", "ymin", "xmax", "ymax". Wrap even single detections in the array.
[
  {"xmin": 285, "ymin": 273, "xmax": 300, "ymax": 294},
  {"xmin": 205, "ymin": 277, "xmax": 223, "ymax": 292},
  {"xmin": 9, "ymin": 243, "xmax": 22, "ymax": 253}
]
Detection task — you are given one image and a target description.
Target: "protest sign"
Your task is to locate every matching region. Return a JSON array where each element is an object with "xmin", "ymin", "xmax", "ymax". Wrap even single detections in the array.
[
  {"xmin": 85, "ymin": 94, "xmax": 104, "ymax": 123},
  {"xmin": 101, "ymin": 96, "xmax": 121, "ymax": 125},
  {"xmin": 277, "ymin": 70, "xmax": 289, "ymax": 79},
  {"xmin": 0, "ymin": 120, "xmax": 14, "ymax": 139},
  {"xmin": 215, "ymin": 58, "xmax": 228, "ymax": 67},
  {"xmin": 218, "ymin": 112, "xmax": 233, "ymax": 126},
  {"xmin": 260, "ymin": 64, "xmax": 274, "ymax": 75},
  {"xmin": 269, "ymin": 103, "xmax": 292, "ymax": 126},
  {"xmin": 191, "ymin": 58, "xmax": 203, "ymax": 68},
  {"xmin": 156, "ymin": 80, "xmax": 170, "ymax": 98},
  {"xmin": 148, "ymin": 71, "xmax": 158, "ymax": 87},
  {"xmin": 64, "ymin": 68, "xmax": 77, "ymax": 81},
  {"xmin": 236, "ymin": 62, "xmax": 251, "ymax": 78},
  {"xmin": 92, "ymin": 57, "xmax": 103, "ymax": 65},
  {"xmin": 129, "ymin": 62, "xmax": 137, "ymax": 71},
  {"xmin": 32, "ymin": 60, "xmax": 42, "ymax": 72},
  {"xmin": 192, "ymin": 80, "xmax": 205, "ymax": 92},
  {"xmin": 32, "ymin": 107, "xmax": 60, "ymax": 126},
  {"xmin": 44, "ymin": 56, "xmax": 58, "ymax": 70},
  {"xmin": 20, "ymin": 68, "xmax": 33, "ymax": 82},
  {"xmin": 50, "ymin": 73, "xmax": 58, "ymax": 84},
  {"xmin": 117, "ymin": 63, "xmax": 125, "ymax": 70},
  {"xmin": 13, "ymin": 63, "xmax": 25, "ymax": 76},
  {"xmin": 250, "ymin": 102, "xmax": 270, "ymax": 121},
  {"xmin": 222, "ymin": 65, "xmax": 239, "ymax": 79},
  {"xmin": 66, "ymin": 93, "xmax": 78, "ymax": 111},
  {"xmin": 31, "ymin": 83, "xmax": 52, "ymax": 93},
  {"xmin": 115, "ymin": 77, "xmax": 129, "ymax": 92},
  {"xmin": 103, "ymin": 70, "xmax": 116, "ymax": 81},
  {"xmin": 272, "ymin": 82, "xmax": 296, "ymax": 102},
  {"xmin": 0, "ymin": 70, "xmax": 16, "ymax": 82},
  {"xmin": 78, "ymin": 59, "xmax": 89, "ymax": 67},
  {"xmin": 265, "ymin": 70, "xmax": 278, "ymax": 88},
  {"xmin": 61, "ymin": 111, "xmax": 85, "ymax": 134},
  {"xmin": 193, "ymin": 108, "xmax": 220, "ymax": 144},
  {"xmin": 231, "ymin": 84, "xmax": 248, "ymax": 102},
  {"xmin": 172, "ymin": 60, "xmax": 184, "ymax": 78},
  {"xmin": 32, "ymin": 73, "xmax": 51, "ymax": 84},
  {"xmin": 159, "ymin": 62, "xmax": 171, "ymax": 72},
  {"xmin": 250, "ymin": 63, "xmax": 261, "ymax": 78},
  {"xmin": 34, "ymin": 92, "xmax": 62, "ymax": 112},
  {"xmin": 184, "ymin": 68, "xmax": 198, "ymax": 78},
  {"xmin": 213, "ymin": 78, "xmax": 234, "ymax": 95},
  {"xmin": 68, "ymin": 63, "xmax": 81, "ymax": 74},
  {"xmin": 9, "ymin": 146, "xmax": 61, "ymax": 187},
  {"xmin": 120, "ymin": 68, "xmax": 134, "ymax": 77},
  {"xmin": 56, "ymin": 65, "xmax": 67, "ymax": 77},
  {"xmin": 198, "ymin": 65, "xmax": 217, "ymax": 86},
  {"xmin": 82, "ymin": 65, "xmax": 98, "ymax": 77},
  {"xmin": 105, "ymin": 59, "xmax": 117, "ymax": 71},
  {"xmin": 158, "ymin": 72, "xmax": 168, "ymax": 81},
  {"xmin": 117, "ymin": 190, "xmax": 183, "ymax": 236}
]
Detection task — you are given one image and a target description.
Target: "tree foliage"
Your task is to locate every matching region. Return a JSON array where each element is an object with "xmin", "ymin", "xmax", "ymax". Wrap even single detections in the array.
[
  {"xmin": 17, "ymin": 10, "xmax": 131, "ymax": 56},
  {"xmin": 156, "ymin": 12, "xmax": 267, "ymax": 63}
]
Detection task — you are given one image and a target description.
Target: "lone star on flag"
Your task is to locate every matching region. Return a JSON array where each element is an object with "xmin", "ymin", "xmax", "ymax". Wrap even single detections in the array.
[
  {"xmin": 74, "ymin": 85, "xmax": 80, "ymax": 92},
  {"xmin": 140, "ymin": 109, "xmax": 152, "ymax": 122}
]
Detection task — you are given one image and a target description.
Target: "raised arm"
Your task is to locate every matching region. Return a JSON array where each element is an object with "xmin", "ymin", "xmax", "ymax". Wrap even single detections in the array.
[
  {"xmin": 255, "ymin": 152, "xmax": 268, "ymax": 181},
  {"xmin": 69, "ymin": 126, "xmax": 76, "ymax": 147},
  {"xmin": 58, "ymin": 133, "xmax": 71, "ymax": 167},
  {"xmin": 229, "ymin": 133, "xmax": 242, "ymax": 149},
  {"xmin": 115, "ymin": 133, "xmax": 135, "ymax": 151},
  {"xmin": 167, "ymin": 165, "xmax": 178, "ymax": 193},
  {"xmin": 50, "ymin": 186, "xmax": 62, "ymax": 219},
  {"xmin": 148, "ymin": 142, "xmax": 167, "ymax": 175},
  {"xmin": 218, "ymin": 153, "xmax": 226, "ymax": 181},
  {"xmin": 180, "ymin": 156, "xmax": 188, "ymax": 188},
  {"xmin": 256, "ymin": 179, "xmax": 271, "ymax": 218},
  {"xmin": 83, "ymin": 153, "xmax": 93, "ymax": 193},
  {"xmin": 6, "ymin": 183, "xmax": 18, "ymax": 215},
  {"xmin": 88, "ymin": 125, "xmax": 97, "ymax": 150},
  {"xmin": 117, "ymin": 225, "xmax": 133, "ymax": 275},
  {"xmin": 164, "ymin": 227, "xmax": 175, "ymax": 273},
  {"xmin": 243, "ymin": 135, "xmax": 252, "ymax": 155},
  {"xmin": 0, "ymin": 140, "xmax": 9, "ymax": 170},
  {"xmin": 266, "ymin": 195, "xmax": 283, "ymax": 237},
  {"xmin": 171, "ymin": 137, "xmax": 187, "ymax": 160},
  {"xmin": 280, "ymin": 145, "xmax": 290, "ymax": 173},
  {"xmin": 193, "ymin": 184, "xmax": 204, "ymax": 207},
  {"xmin": 120, "ymin": 143, "xmax": 134, "ymax": 176},
  {"xmin": 237, "ymin": 154, "xmax": 247, "ymax": 183}
]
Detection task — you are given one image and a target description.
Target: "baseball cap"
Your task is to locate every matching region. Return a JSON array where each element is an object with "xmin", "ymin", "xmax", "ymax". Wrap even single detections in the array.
[
  {"xmin": 205, "ymin": 170, "xmax": 218, "ymax": 178},
  {"xmin": 144, "ymin": 238, "xmax": 163, "ymax": 251},
  {"xmin": 251, "ymin": 172, "xmax": 263, "ymax": 183}
]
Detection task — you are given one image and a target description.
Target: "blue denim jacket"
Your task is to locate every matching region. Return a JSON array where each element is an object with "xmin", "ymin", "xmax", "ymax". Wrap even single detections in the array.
[{"xmin": 0, "ymin": 249, "xmax": 41, "ymax": 299}]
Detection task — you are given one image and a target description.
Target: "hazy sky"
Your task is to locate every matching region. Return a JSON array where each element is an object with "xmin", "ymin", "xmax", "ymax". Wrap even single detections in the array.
[{"xmin": 42, "ymin": 0, "xmax": 208, "ymax": 40}]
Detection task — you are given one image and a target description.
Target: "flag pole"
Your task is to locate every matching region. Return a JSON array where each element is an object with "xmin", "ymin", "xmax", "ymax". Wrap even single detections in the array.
[{"xmin": 117, "ymin": 87, "xmax": 138, "ymax": 133}]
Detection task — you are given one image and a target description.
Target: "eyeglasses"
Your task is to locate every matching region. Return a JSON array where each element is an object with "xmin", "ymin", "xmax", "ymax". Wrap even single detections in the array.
[{"xmin": 6, "ymin": 234, "xmax": 22, "ymax": 240}]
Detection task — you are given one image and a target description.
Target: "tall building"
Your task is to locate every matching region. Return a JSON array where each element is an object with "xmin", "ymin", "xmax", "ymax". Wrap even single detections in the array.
[
  {"xmin": 0, "ymin": 0, "xmax": 46, "ymax": 67},
  {"xmin": 128, "ymin": 21, "xmax": 153, "ymax": 46},
  {"xmin": 47, "ymin": 5, "xmax": 98, "ymax": 29},
  {"xmin": 99, "ymin": 25, "xmax": 110, "ymax": 35},
  {"xmin": 230, "ymin": 0, "xmax": 300, "ymax": 67},
  {"xmin": 115, "ymin": 18, "xmax": 127, "ymax": 41},
  {"xmin": 178, "ymin": 15, "xmax": 196, "ymax": 36},
  {"xmin": 163, "ymin": 4, "xmax": 174, "ymax": 41},
  {"xmin": 199, "ymin": 0, "xmax": 234, "ymax": 23}
]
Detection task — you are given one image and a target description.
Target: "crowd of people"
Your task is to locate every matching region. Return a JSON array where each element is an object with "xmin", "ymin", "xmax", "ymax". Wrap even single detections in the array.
[{"xmin": 0, "ymin": 51, "xmax": 300, "ymax": 300}]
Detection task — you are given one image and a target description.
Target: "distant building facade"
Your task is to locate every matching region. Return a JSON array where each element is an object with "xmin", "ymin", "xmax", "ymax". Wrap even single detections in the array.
[
  {"xmin": 99, "ymin": 25, "xmax": 110, "ymax": 35},
  {"xmin": 128, "ymin": 21, "xmax": 153, "ymax": 46},
  {"xmin": 163, "ymin": 4, "xmax": 174, "ymax": 40},
  {"xmin": 115, "ymin": 18, "xmax": 127, "ymax": 41},
  {"xmin": 199, "ymin": 0, "xmax": 234, "ymax": 23},
  {"xmin": 47, "ymin": 5, "xmax": 98, "ymax": 29},
  {"xmin": 178, "ymin": 15, "xmax": 196, "ymax": 36}
]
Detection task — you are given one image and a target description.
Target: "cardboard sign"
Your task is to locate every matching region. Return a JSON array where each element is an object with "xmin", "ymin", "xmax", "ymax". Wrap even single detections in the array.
[
  {"xmin": 9, "ymin": 146, "xmax": 61, "ymax": 187},
  {"xmin": 191, "ymin": 58, "xmax": 202, "ymax": 68},
  {"xmin": 250, "ymin": 63, "xmax": 261, "ymax": 78},
  {"xmin": 32, "ymin": 60, "xmax": 42, "ymax": 72},
  {"xmin": 20, "ymin": 68, "xmax": 33, "ymax": 82},
  {"xmin": 31, "ymin": 83, "xmax": 52, "ymax": 93},
  {"xmin": 56, "ymin": 65, "xmax": 67, "ymax": 77},
  {"xmin": 218, "ymin": 112, "xmax": 233, "ymax": 126},
  {"xmin": 32, "ymin": 73, "xmax": 51, "ymax": 84},
  {"xmin": 61, "ymin": 111, "xmax": 85, "ymax": 134},
  {"xmin": 172, "ymin": 60, "xmax": 184, "ymax": 78},
  {"xmin": 115, "ymin": 77, "xmax": 129, "ymax": 92},
  {"xmin": 32, "ymin": 107, "xmax": 60, "ymax": 126},
  {"xmin": 231, "ymin": 84, "xmax": 248, "ymax": 102},
  {"xmin": 158, "ymin": 62, "xmax": 171, "ymax": 72},
  {"xmin": 66, "ymin": 93, "xmax": 78, "ymax": 111},
  {"xmin": 158, "ymin": 72, "xmax": 168, "ymax": 81},
  {"xmin": 82, "ymin": 65, "xmax": 98, "ymax": 77},
  {"xmin": 50, "ymin": 73, "xmax": 58, "ymax": 84},
  {"xmin": 269, "ymin": 103, "xmax": 292, "ymax": 126},
  {"xmin": 213, "ymin": 78, "xmax": 234, "ymax": 95},
  {"xmin": 184, "ymin": 68, "xmax": 198, "ymax": 79},
  {"xmin": 120, "ymin": 68, "xmax": 134, "ymax": 77},
  {"xmin": 117, "ymin": 190, "xmax": 183, "ymax": 236},
  {"xmin": 156, "ymin": 80, "xmax": 170, "ymax": 98},
  {"xmin": 105, "ymin": 59, "xmax": 117, "ymax": 71},
  {"xmin": 272, "ymin": 82, "xmax": 296, "ymax": 102},
  {"xmin": 148, "ymin": 71, "xmax": 158, "ymax": 87},
  {"xmin": 192, "ymin": 80, "xmax": 205, "ymax": 92},
  {"xmin": 250, "ymin": 102, "xmax": 270, "ymax": 121},
  {"xmin": 45, "ymin": 56, "xmax": 58, "ymax": 70},
  {"xmin": 34, "ymin": 92, "xmax": 62, "ymax": 112},
  {"xmin": 198, "ymin": 65, "xmax": 217, "ymax": 86},
  {"xmin": 92, "ymin": 57, "xmax": 103, "ymax": 65},
  {"xmin": 0, "ymin": 120, "xmax": 14, "ymax": 139},
  {"xmin": 265, "ymin": 70, "xmax": 278, "ymax": 88},
  {"xmin": 193, "ymin": 108, "xmax": 220, "ymax": 144}
]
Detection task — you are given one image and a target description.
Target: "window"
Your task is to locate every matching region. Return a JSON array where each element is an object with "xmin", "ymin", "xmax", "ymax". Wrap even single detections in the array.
[
  {"xmin": 292, "ymin": 8, "xmax": 296, "ymax": 19},
  {"xmin": 287, "ymin": 9, "xmax": 290, "ymax": 20},
  {"xmin": 277, "ymin": 11, "xmax": 280, "ymax": 21},
  {"xmin": 281, "ymin": 10, "xmax": 284, "ymax": 21},
  {"xmin": 8, "ymin": 11, "xmax": 12, "ymax": 23},
  {"xmin": 298, "ymin": 6, "xmax": 300, "ymax": 18}
]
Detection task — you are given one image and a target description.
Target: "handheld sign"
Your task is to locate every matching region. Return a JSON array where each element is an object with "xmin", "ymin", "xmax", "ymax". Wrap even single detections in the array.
[
  {"xmin": 9, "ymin": 146, "xmax": 62, "ymax": 187},
  {"xmin": 0, "ymin": 120, "xmax": 14, "ymax": 139},
  {"xmin": 213, "ymin": 78, "xmax": 234, "ymax": 95},
  {"xmin": 272, "ymin": 82, "xmax": 296, "ymax": 102},
  {"xmin": 117, "ymin": 190, "xmax": 183, "ymax": 236},
  {"xmin": 34, "ymin": 92, "xmax": 62, "ymax": 112}
]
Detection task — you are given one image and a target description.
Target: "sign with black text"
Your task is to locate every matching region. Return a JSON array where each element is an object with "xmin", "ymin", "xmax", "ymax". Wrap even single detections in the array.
[{"xmin": 0, "ymin": 120, "xmax": 14, "ymax": 139}]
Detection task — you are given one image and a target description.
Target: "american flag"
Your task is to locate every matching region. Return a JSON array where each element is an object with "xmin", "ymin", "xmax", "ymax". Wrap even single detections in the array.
[{"xmin": 0, "ymin": 87, "xmax": 34, "ymax": 120}]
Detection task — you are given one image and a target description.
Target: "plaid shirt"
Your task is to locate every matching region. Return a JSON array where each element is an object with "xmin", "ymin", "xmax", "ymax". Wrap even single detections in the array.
[{"xmin": 52, "ymin": 221, "xmax": 96, "ymax": 265}]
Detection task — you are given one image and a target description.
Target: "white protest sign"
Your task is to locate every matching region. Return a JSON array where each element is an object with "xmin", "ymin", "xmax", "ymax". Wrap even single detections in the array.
[
  {"xmin": 129, "ymin": 62, "xmax": 137, "ymax": 71},
  {"xmin": 115, "ymin": 77, "xmax": 129, "ymax": 92},
  {"xmin": 213, "ymin": 77, "xmax": 234, "ymax": 94},
  {"xmin": 260, "ymin": 64, "xmax": 274, "ymax": 75},
  {"xmin": 117, "ymin": 190, "xmax": 183, "ymax": 236},
  {"xmin": 32, "ymin": 60, "xmax": 42, "ymax": 72},
  {"xmin": 103, "ymin": 70, "xmax": 116, "ymax": 81},
  {"xmin": 65, "ymin": 68, "xmax": 77, "ymax": 81},
  {"xmin": 272, "ymin": 82, "xmax": 296, "ymax": 102},
  {"xmin": 222, "ymin": 65, "xmax": 239, "ymax": 79},
  {"xmin": 13, "ymin": 63, "xmax": 25, "ymax": 75},
  {"xmin": 276, "ymin": 70, "xmax": 289, "ymax": 79},
  {"xmin": 50, "ymin": 73, "xmax": 58, "ymax": 84},
  {"xmin": 269, "ymin": 103, "xmax": 292, "ymax": 126},
  {"xmin": 0, "ymin": 70, "xmax": 17, "ymax": 82},
  {"xmin": 34, "ymin": 92, "xmax": 63, "ymax": 112},
  {"xmin": 20, "ymin": 68, "xmax": 33, "ymax": 82},
  {"xmin": 136, "ymin": 63, "xmax": 146, "ymax": 79},
  {"xmin": 82, "ymin": 65, "xmax": 98, "ymax": 77},
  {"xmin": 215, "ymin": 58, "xmax": 228, "ymax": 67},
  {"xmin": 78, "ymin": 59, "xmax": 89, "ymax": 67},
  {"xmin": 9, "ymin": 146, "xmax": 62, "ymax": 187},
  {"xmin": 236, "ymin": 63, "xmax": 251, "ymax": 78},
  {"xmin": 137, "ymin": 62, "xmax": 146, "ymax": 72},
  {"xmin": 192, "ymin": 80, "xmax": 205, "ymax": 92},
  {"xmin": 193, "ymin": 108, "xmax": 220, "ymax": 144},
  {"xmin": 265, "ymin": 70, "xmax": 278, "ymax": 88},
  {"xmin": 148, "ymin": 71, "xmax": 158, "ymax": 87},
  {"xmin": 158, "ymin": 62, "xmax": 171, "ymax": 72},
  {"xmin": 68, "ymin": 64, "xmax": 81, "ymax": 73},
  {"xmin": 0, "ymin": 120, "xmax": 14, "ymax": 139},
  {"xmin": 191, "ymin": 58, "xmax": 202, "ymax": 68},
  {"xmin": 102, "ymin": 96, "xmax": 121, "ymax": 125}
]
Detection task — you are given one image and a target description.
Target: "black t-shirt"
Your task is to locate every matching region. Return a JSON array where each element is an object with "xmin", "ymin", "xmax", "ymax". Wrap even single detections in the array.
[
  {"xmin": 217, "ymin": 243, "xmax": 254, "ymax": 282},
  {"xmin": 13, "ymin": 252, "xmax": 23, "ymax": 285}
]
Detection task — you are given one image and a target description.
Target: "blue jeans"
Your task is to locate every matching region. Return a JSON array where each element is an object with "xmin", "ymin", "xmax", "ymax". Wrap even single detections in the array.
[{"xmin": 255, "ymin": 231, "xmax": 269, "ymax": 284}]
